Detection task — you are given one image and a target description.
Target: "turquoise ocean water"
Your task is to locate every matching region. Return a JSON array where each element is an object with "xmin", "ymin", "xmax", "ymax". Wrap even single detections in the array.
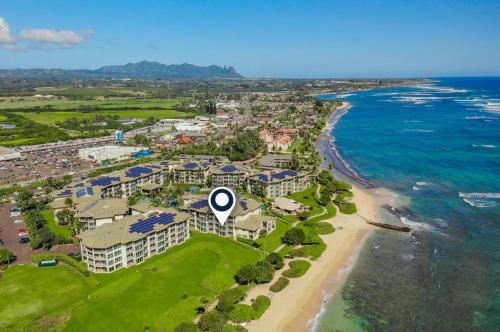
[{"xmin": 316, "ymin": 78, "xmax": 500, "ymax": 331}]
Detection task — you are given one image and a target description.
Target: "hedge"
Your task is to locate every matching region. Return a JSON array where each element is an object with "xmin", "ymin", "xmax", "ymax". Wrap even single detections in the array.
[
  {"xmin": 282, "ymin": 260, "xmax": 311, "ymax": 278},
  {"xmin": 251, "ymin": 295, "xmax": 270, "ymax": 318},
  {"xmin": 229, "ymin": 304, "xmax": 256, "ymax": 323},
  {"xmin": 32, "ymin": 253, "xmax": 90, "ymax": 276},
  {"xmin": 269, "ymin": 277, "xmax": 290, "ymax": 293}
]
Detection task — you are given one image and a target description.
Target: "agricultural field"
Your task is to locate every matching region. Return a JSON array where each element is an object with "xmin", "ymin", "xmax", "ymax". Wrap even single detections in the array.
[{"xmin": 0, "ymin": 233, "xmax": 263, "ymax": 332}]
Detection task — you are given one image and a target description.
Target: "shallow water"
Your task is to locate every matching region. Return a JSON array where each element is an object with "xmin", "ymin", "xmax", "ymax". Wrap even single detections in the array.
[{"xmin": 317, "ymin": 78, "xmax": 500, "ymax": 331}]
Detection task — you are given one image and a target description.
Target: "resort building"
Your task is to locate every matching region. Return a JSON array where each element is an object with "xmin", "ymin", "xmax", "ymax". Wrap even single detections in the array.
[
  {"xmin": 247, "ymin": 169, "xmax": 311, "ymax": 199},
  {"xmin": 173, "ymin": 162, "xmax": 210, "ymax": 185},
  {"xmin": 257, "ymin": 154, "xmax": 293, "ymax": 168},
  {"xmin": 208, "ymin": 164, "xmax": 248, "ymax": 189},
  {"xmin": 272, "ymin": 197, "xmax": 306, "ymax": 214},
  {"xmin": 80, "ymin": 208, "xmax": 191, "ymax": 273},
  {"xmin": 76, "ymin": 198, "xmax": 129, "ymax": 232},
  {"xmin": 180, "ymin": 195, "xmax": 276, "ymax": 240}
]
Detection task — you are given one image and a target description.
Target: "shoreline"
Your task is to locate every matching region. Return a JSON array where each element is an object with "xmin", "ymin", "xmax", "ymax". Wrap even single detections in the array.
[{"xmin": 248, "ymin": 101, "xmax": 393, "ymax": 332}]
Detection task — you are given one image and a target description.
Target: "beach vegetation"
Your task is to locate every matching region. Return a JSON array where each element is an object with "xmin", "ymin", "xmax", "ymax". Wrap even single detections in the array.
[
  {"xmin": 251, "ymin": 295, "xmax": 271, "ymax": 318},
  {"xmin": 235, "ymin": 264, "xmax": 259, "ymax": 284},
  {"xmin": 281, "ymin": 228, "xmax": 306, "ymax": 245},
  {"xmin": 222, "ymin": 324, "xmax": 247, "ymax": 332},
  {"xmin": 255, "ymin": 260, "xmax": 275, "ymax": 283},
  {"xmin": 199, "ymin": 310, "xmax": 227, "ymax": 332},
  {"xmin": 217, "ymin": 287, "xmax": 247, "ymax": 313},
  {"xmin": 175, "ymin": 322, "xmax": 200, "ymax": 332},
  {"xmin": 266, "ymin": 252, "xmax": 285, "ymax": 270},
  {"xmin": 269, "ymin": 277, "xmax": 290, "ymax": 292},
  {"xmin": 229, "ymin": 304, "xmax": 256, "ymax": 323},
  {"xmin": 282, "ymin": 260, "xmax": 311, "ymax": 278}
]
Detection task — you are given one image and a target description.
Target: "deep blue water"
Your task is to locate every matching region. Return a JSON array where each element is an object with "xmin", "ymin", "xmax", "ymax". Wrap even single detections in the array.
[{"xmin": 317, "ymin": 78, "xmax": 500, "ymax": 331}]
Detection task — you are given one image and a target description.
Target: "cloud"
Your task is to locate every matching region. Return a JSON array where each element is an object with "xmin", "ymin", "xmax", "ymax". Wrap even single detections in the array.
[
  {"xmin": 20, "ymin": 28, "xmax": 94, "ymax": 47},
  {"xmin": 0, "ymin": 16, "xmax": 93, "ymax": 51},
  {"xmin": 0, "ymin": 17, "xmax": 15, "ymax": 43}
]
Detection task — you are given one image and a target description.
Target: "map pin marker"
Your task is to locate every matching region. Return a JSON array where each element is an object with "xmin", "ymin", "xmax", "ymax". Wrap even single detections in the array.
[{"xmin": 208, "ymin": 187, "xmax": 236, "ymax": 226}]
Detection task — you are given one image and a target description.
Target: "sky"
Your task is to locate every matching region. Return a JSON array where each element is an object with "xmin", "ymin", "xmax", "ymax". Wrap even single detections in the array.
[{"xmin": 1, "ymin": 0, "xmax": 500, "ymax": 78}]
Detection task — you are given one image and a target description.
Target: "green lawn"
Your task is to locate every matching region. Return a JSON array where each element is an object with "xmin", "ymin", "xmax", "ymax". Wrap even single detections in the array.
[
  {"xmin": 42, "ymin": 209, "xmax": 73, "ymax": 240},
  {"xmin": 0, "ymin": 233, "xmax": 263, "ymax": 331},
  {"xmin": 17, "ymin": 109, "xmax": 194, "ymax": 126},
  {"xmin": 256, "ymin": 219, "xmax": 292, "ymax": 252}
]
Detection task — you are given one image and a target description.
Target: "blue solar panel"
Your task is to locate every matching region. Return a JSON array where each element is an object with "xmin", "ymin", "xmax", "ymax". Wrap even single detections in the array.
[
  {"xmin": 76, "ymin": 189, "xmax": 85, "ymax": 198},
  {"xmin": 221, "ymin": 165, "xmax": 237, "ymax": 173},
  {"xmin": 129, "ymin": 212, "xmax": 176, "ymax": 233},
  {"xmin": 271, "ymin": 170, "xmax": 298, "ymax": 180},
  {"xmin": 73, "ymin": 183, "xmax": 84, "ymax": 187},
  {"xmin": 86, "ymin": 187, "xmax": 94, "ymax": 196},
  {"xmin": 191, "ymin": 199, "xmax": 209, "ymax": 209},
  {"xmin": 184, "ymin": 162, "xmax": 198, "ymax": 169},
  {"xmin": 90, "ymin": 176, "xmax": 121, "ymax": 186},
  {"xmin": 255, "ymin": 173, "xmax": 269, "ymax": 182},
  {"xmin": 125, "ymin": 166, "xmax": 153, "ymax": 178},
  {"xmin": 58, "ymin": 189, "xmax": 72, "ymax": 196},
  {"xmin": 160, "ymin": 161, "xmax": 169, "ymax": 165},
  {"xmin": 201, "ymin": 162, "xmax": 210, "ymax": 168},
  {"xmin": 240, "ymin": 200, "xmax": 248, "ymax": 210}
]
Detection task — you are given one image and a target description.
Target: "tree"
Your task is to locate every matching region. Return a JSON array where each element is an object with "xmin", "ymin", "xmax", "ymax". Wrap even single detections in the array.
[
  {"xmin": 0, "ymin": 248, "xmax": 16, "ymax": 265},
  {"xmin": 56, "ymin": 209, "xmax": 76, "ymax": 226},
  {"xmin": 217, "ymin": 287, "xmax": 246, "ymax": 313},
  {"xmin": 198, "ymin": 311, "xmax": 226, "ymax": 332},
  {"xmin": 266, "ymin": 252, "xmax": 284, "ymax": 270},
  {"xmin": 235, "ymin": 264, "xmax": 259, "ymax": 284},
  {"xmin": 38, "ymin": 226, "xmax": 56, "ymax": 249},
  {"xmin": 174, "ymin": 322, "xmax": 200, "ymax": 332},
  {"xmin": 281, "ymin": 228, "xmax": 305, "ymax": 246},
  {"xmin": 255, "ymin": 261, "xmax": 274, "ymax": 283},
  {"xmin": 64, "ymin": 197, "xmax": 74, "ymax": 208}
]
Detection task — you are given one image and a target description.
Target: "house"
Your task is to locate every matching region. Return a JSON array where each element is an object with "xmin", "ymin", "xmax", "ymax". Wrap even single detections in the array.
[
  {"xmin": 176, "ymin": 134, "xmax": 193, "ymax": 145},
  {"xmin": 80, "ymin": 208, "xmax": 191, "ymax": 273},
  {"xmin": 266, "ymin": 136, "xmax": 292, "ymax": 151},
  {"xmin": 76, "ymin": 198, "xmax": 129, "ymax": 232},
  {"xmin": 234, "ymin": 215, "xmax": 276, "ymax": 240},
  {"xmin": 247, "ymin": 169, "xmax": 311, "ymax": 199},
  {"xmin": 272, "ymin": 197, "xmax": 306, "ymax": 214}
]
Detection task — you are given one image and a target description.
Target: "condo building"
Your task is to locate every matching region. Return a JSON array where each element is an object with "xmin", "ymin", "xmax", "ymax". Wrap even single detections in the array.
[
  {"xmin": 80, "ymin": 208, "xmax": 190, "ymax": 273},
  {"xmin": 247, "ymin": 169, "xmax": 310, "ymax": 199},
  {"xmin": 208, "ymin": 164, "xmax": 248, "ymax": 189},
  {"xmin": 173, "ymin": 162, "xmax": 210, "ymax": 185},
  {"xmin": 76, "ymin": 198, "xmax": 129, "ymax": 232}
]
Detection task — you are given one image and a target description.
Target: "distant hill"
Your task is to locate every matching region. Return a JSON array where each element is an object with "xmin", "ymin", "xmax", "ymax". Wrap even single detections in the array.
[{"xmin": 0, "ymin": 61, "xmax": 243, "ymax": 79}]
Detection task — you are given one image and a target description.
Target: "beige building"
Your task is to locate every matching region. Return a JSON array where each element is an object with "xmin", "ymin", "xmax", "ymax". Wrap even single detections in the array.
[
  {"xmin": 247, "ymin": 169, "xmax": 310, "ymax": 199},
  {"xmin": 76, "ymin": 198, "xmax": 129, "ymax": 232},
  {"xmin": 180, "ymin": 195, "xmax": 275, "ymax": 240},
  {"xmin": 208, "ymin": 164, "xmax": 247, "ymax": 189},
  {"xmin": 80, "ymin": 208, "xmax": 190, "ymax": 273},
  {"xmin": 173, "ymin": 162, "xmax": 210, "ymax": 185},
  {"xmin": 272, "ymin": 197, "xmax": 306, "ymax": 214}
]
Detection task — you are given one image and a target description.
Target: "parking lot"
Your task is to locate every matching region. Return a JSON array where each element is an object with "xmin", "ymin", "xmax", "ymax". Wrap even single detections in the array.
[
  {"xmin": 0, "ymin": 148, "xmax": 96, "ymax": 186},
  {"xmin": 0, "ymin": 203, "xmax": 80, "ymax": 264}
]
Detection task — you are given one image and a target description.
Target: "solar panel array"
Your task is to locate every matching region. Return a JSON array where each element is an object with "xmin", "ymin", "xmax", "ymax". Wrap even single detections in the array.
[
  {"xmin": 191, "ymin": 199, "xmax": 209, "ymax": 209},
  {"xmin": 73, "ymin": 183, "xmax": 84, "ymax": 187},
  {"xmin": 240, "ymin": 200, "xmax": 248, "ymax": 210},
  {"xmin": 129, "ymin": 212, "xmax": 176, "ymax": 233},
  {"xmin": 271, "ymin": 170, "xmax": 298, "ymax": 180},
  {"xmin": 220, "ymin": 165, "xmax": 237, "ymax": 173},
  {"xmin": 90, "ymin": 176, "xmax": 121, "ymax": 187},
  {"xmin": 58, "ymin": 189, "xmax": 72, "ymax": 196},
  {"xmin": 76, "ymin": 186, "xmax": 94, "ymax": 198},
  {"xmin": 255, "ymin": 173, "xmax": 269, "ymax": 182},
  {"xmin": 201, "ymin": 162, "xmax": 210, "ymax": 168},
  {"xmin": 184, "ymin": 162, "xmax": 198, "ymax": 169},
  {"xmin": 125, "ymin": 166, "xmax": 153, "ymax": 178}
]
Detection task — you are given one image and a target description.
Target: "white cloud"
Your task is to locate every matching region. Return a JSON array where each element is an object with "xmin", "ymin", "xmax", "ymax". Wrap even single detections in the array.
[
  {"xmin": 0, "ymin": 17, "xmax": 15, "ymax": 43},
  {"xmin": 0, "ymin": 16, "xmax": 93, "ymax": 52},
  {"xmin": 20, "ymin": 28, "xmax": 94, "ymax": 47}
]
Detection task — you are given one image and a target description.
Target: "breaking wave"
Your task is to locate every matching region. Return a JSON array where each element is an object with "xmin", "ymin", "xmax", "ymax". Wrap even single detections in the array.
[{"xmin": 459, "ymin": 192, "xmax": 500, "ymax": 208}]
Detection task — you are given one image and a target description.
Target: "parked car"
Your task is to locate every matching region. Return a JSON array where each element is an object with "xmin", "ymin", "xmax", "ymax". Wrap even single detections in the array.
[
  {"xmin": 10, "ymin": 208, "xmax": 20, "ymax": 217},
  {"xmin": 18, "ymin": 237, "xmax": 30, "ymax": 244}
]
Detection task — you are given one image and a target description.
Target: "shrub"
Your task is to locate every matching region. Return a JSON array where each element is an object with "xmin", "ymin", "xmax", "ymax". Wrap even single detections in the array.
[
  {"xmin": 281, "ymin": 228, "xmax": 305, "ymax": 245},
  {"xmin": 251, "ymin": 295, "xmax": 271, "ymax": 318},
  {"xmin": 32, "ymin": 253, "xmax": 90, "ymax": 276},
  {"xmin": 338, "ymin": 202, "xmax": 357, "ymax": 214},
  {"xmin": 229, "ymin": 304, "xmax": 256, "ymax": 323},
  {"xmin": 266, "ymin": 252, "xmax": 284, "ymax": 270},
  {"xmin": 222, "ymin": 325, "xmax": 247, "ymax": 332},
  {"xmin": 236, "ymin": 237, "xmax": 259, "ymax": 248},
  {"xmin": 255, "ymin": 261, "xmax": 274, "ymax": 284},
  {"xmin": 199, "ymin": 311, "xmax": 227, "ymax": 332},
  {"xmin": 175, "ymin": 322, "xmax": 200, "ymax": 332},
  {"xmin": 269, "ymin": 277, "xmax": 290, "ymax": 293},
  {"xmin": 0, "ymin": 248, "xmax": 16, "ymax": 265},
  {"xmin": 282, "ymin": 260, "xmax": 311, "ymax": 278},
  {"xmin": 235, "ymin": 264, "xmax": 259, "ymax": 284},
  {"xmin": 217, "ymin": 287, "xmax": 247, "ymax": 313}
]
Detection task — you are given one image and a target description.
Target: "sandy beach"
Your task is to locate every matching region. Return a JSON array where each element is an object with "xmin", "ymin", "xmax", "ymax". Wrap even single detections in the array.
[{"xmin": 246, "ymin": 102, "xmax": 391, "ymax": 332}]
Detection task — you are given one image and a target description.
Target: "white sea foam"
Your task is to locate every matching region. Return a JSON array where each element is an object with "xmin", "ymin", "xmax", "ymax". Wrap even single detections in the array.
[
  {"xmin": 403, "ymin": 129, "xmax": 435, "ymax": 133},
  {"xmin": 399, "ymin": 216, "xmax": 445, "ymax": 235},
  {"xmin": 465, "ymin": 116, "xmax": 496, "ymax": 120},
  {"xmin": 335, "ymin": 93, "xmax": 355, "ymax": 98},
  {"xmin": 403, "ymin": 120, "xmax": 422, "ymax": 123},
  {"xmin": 459, "ymin": 192, "xmax": 500, "ymax": 208},
  {"xmin": 415, "ymin": 84, "xmax": 468, "ymax": 93},
  {"xmin": 456, "ymin": 97, "xmax": 500, "ymax": 115},
  {"xmin": 472, "ymin": 144, "xmax": 496, "ymax": 149},
  {"xmin": 416, "ymin": 181, "xmax": 431, "ymax": 186}
]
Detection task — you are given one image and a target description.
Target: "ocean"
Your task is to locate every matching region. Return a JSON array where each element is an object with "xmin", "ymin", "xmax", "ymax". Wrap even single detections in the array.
[{"xmin": 316, "ymin": 78, "xmax": 500, "ymax": 331}]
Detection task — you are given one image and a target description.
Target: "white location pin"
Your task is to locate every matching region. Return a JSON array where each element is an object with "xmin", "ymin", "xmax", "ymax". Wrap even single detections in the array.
[{"xmin": 208, "ymin": 187, "xmax": 236, "ymax": 226}]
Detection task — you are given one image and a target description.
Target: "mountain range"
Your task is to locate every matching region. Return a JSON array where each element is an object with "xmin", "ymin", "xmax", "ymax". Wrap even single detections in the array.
[{"xmin": 0, "ymin": 61, "xmax": 243, "ymax": 79}]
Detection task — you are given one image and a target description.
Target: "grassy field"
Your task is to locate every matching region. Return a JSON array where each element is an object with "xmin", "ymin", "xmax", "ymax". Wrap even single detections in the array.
[
  {"xmin": 42, "ymin": 210, "xmax": 73, "ymax": 240},
  {"xmin": 287, "ymin": 185, "xmax": 323, "ymax": 216},
  {"xmin": 0, "ymin": 233, "xmax": 263, "ymax": 331},
  {"xmin": 17, "ymin": 109, "xmax": 194, "ymax": 126},
  {"xmin": 0, "ymin": 97, "xmax": 183, "ymax": 110}
]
